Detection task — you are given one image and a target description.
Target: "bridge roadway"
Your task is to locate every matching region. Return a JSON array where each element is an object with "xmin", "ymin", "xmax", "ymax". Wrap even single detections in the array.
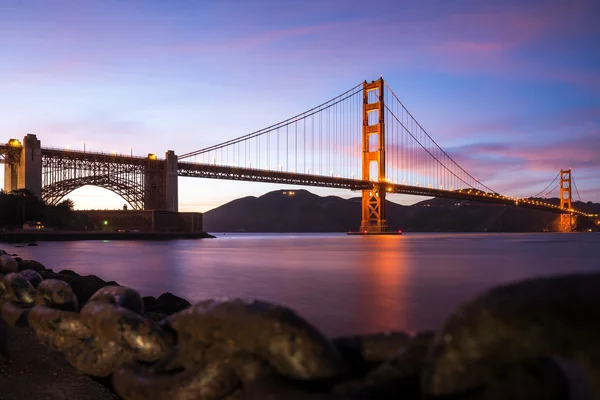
[
  {"xmin": 0, "ymin": 145, "xmax": 592, "ymax": 217},
  {"xmin": 177, "ymin": 162, "xmax": 590, "ymax": 217}
]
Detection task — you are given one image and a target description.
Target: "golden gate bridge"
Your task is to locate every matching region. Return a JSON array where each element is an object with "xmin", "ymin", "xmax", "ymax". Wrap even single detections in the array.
[{"xmin": 0, "ymin": 78, "xmax": 597, "ymax": 232}]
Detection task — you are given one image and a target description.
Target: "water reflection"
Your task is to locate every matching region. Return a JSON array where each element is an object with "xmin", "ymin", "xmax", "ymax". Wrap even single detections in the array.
[{"xmin": 7, "ymin": 233, "xmax": 600, "ymax": 336}]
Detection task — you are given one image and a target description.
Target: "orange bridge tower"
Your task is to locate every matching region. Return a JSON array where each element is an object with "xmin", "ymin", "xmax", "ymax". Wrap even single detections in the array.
[
  {"xmin": 559, "ymin": 168, "xmax": 574, "ymax": 232},
  {"xmin": 360, "ymin": 78, "xmax": 388, "ymax": 233}
]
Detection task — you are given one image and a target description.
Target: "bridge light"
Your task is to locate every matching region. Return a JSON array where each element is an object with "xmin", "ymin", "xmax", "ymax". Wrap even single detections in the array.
[
  {"xmin": 387, "ymin": 187, "xmax": 392, "ymax": 192},
  {"xmin": 65, "ymin": 145, "xmax": 70, "ymax": 151},
  {"xmin": 8, "ymin": 138, "xmax": 21, "ymax": 147},
  {"xmin": 103, "ymin": 220, "xmax": 108, "ymax": 225},
  {"xmin": 148, "ymin": 153, "xmax": 157, "ymax": 160}
]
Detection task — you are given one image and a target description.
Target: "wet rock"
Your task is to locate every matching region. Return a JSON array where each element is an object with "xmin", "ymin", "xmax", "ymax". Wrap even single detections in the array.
[
  {"xmin": 0, "ymin": 322, "xmax": 120, "ymax": 399},
  {"xmin": 144, "ymin": 311, "xmax": 168, "ymax": 323},
  {"xmin": 59, "ymin": 269, "xmax": 80, "ymax": 277},
  {"xmin": 70, "ymin": 275, "xmax": 108, "ymax": 304},
  {"xmin": 0, "ymin": 277, "xmax": 6, "ymax": 298},
  {"xmin": 80, "ymin": 301, "xmax": 173, "ymax": 362},
  {"xmin": 89, "ymin": 286, "xmax": 144, "ymax": 314},
  {"xmin": 40, "ymin": 270, "xmax": 76, "ymax": 283},
  {"xmin": 35, "ymin": 279, "xmax": 79, "ymax": 310},
  {"xmin": 1, "ymin": 301, "xmax": 31, "ymax": 327},
  {"xmin": 3, "ymin": 273, "xmax": 36, "ymax": 304},
  {"xmin": 19, "ymin": 269, "xmax": 43, "ymax": 288},
  {"xmin": 65, "ymin": 336, "xmax": 136, "ymax": 377},
  {"xmin": 14, "ymin": 256, "xmax": 23, "ymax": 262},
  {"xmin": 143, "ymin": 296, "xmax": 158, "ymax": 311},
  {"xmin": 167, "ymin": 298, "xmax": 345, "ymax": 380},
  {"xmin": 333, "ymin": 332, "xmax": 434, "ymax": 399},
  {"xmin": 27, "ymin": 242, "xmax": 38, "ymax": 246},
  {"xmin": 113, "ymin": 360, "xmax": 239, "ymax": 400},
  {"xmin": 28, "ymin": 305, "xmax": 92, "ymax": 339},
  {"xmin": 17, "ymin": 259, "xmax": 46, "ymax": 272},
  {"xmin": 154, "ymin": 292, "xmax": 192, "ymax": 315},
  {"xmin": 481, "ymin": 357, "xmax": 569, "ymax": 400},
  {"xmin": 333, "ymin": 331, "xmax": 411, "ymax": 375},
  {"xmin": 0, "ymin": 255, "xmax": 18, "ymax": 274},
  {"xmin": 421, "ymin": 273, "xmax": 600, "ymax": 398},
  {"xmin": 104, "ymin": 281, "xmax": 120, "ymax": 287}
]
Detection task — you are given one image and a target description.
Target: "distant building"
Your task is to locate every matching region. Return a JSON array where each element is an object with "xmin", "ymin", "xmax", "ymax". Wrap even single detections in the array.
[
  {"xmin": 23, "ymin": 221, "xmax": 44, "ymax": 230},
  {"xmin": 75, "ymin": 210, "xmax": 203, "ymax": 233}
]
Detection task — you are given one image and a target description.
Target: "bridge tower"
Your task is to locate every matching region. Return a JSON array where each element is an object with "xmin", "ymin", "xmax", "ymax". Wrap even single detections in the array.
[
  {"xmin": 359, "ymin": 78, "xmax": 388, "ymax": 233},
  {"xmin": 3, "ymin": 134, "xmax": 42, "ymax": 198},
  {"xmin": 559, "ymin": 168, "xmax": 573, "ymax": 232},
  {"xmin": 143, "ymin": 150, "xmax": 178, "ymax": 212}
]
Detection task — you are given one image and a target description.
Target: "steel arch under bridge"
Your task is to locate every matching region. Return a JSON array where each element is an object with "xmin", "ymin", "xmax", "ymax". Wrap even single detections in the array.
[{"xmin": 40, "ymin": 148, "xmax": 170, "ymax": 210}]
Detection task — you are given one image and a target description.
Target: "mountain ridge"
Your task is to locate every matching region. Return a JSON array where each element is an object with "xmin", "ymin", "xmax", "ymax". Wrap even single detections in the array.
[{"xmin": 203, "ymin": 189, "xmax": 600, "ymax": 233}]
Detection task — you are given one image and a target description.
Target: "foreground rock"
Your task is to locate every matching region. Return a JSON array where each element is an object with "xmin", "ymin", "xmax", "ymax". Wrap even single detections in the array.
[
  {"xmin": 0, "ymin": 323, "xmax": 118, "ymax": 400},
  {"xmin": 421, "ymin": 273, "xmax": 599, "ymax": 398},
  {"xmin": 2, "ymin": 255, "xmax": 597, "ymax": 399}
]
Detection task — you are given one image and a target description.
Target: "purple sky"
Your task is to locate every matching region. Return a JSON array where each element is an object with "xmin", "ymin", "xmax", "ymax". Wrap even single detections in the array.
[{"xmin": 1, "ymin": 0, "xmax": 599, "ymax": 211}]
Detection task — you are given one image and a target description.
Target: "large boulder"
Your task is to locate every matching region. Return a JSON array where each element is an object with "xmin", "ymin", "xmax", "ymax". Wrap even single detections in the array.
[
  {"xmin": 69, "ymin": 275, "xmax": 109, "ymax": 304},
  {"xmin": 147, "ymin": 293, "xmax": 191, "ymax": 315},
  {"xmin": 58, "ymin": 269, "xmax": 80, "ymax": 277},
  {"xmin": 142, "ymin": 296, "xmax": 158, "ymax": 311},
  {"xmin": 37, "ymin": 271, "xmax": 109, "ymax": 304},
  {"xmin": 0, "ymin": 255, "xmax": 18, "ymax": 274},
  {"xmin": 17, "ymin": 259, "xmax": 46, "ymax": 272}
]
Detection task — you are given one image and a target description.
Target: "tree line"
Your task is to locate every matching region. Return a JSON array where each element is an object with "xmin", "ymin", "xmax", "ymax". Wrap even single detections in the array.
[{"xmin": 0, "ymin": 189, "xmax": 80, "ymax": 229}]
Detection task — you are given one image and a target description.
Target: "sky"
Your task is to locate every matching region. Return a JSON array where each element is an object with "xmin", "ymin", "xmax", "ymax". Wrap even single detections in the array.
[{"xmin": 1, "ymin": 0, "xmax": 599, "ymax": 211}]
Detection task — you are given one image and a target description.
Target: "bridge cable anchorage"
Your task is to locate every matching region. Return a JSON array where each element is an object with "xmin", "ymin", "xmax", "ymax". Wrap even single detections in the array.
[
  {"xmin": 532, "ymin": 171, "xmax": 560, "ymax": 198},
  {"xmin": 178, "ymin": 83, "xmax": 364, "ymax": 160},
  {"xmin": 572, "ymin": 175, "xmax": 583, "ymax": 202}
]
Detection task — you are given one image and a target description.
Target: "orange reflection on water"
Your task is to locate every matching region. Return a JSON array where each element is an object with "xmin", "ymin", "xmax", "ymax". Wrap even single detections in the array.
[{"xmin": 356, "ymin": 236, "xmax": 409, "ymax": 335}]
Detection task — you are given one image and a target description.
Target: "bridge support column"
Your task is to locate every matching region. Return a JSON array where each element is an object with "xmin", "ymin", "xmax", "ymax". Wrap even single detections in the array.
[
  {"xmin": 143, "ymin": 150, "xmax": 178, "ymax": 211},
  {"xmin": 3, "ymin": 164, "xmax": 17, "ymax": 192},
  {"xmin": 359, "ymin": 78, "xmax": 388, "ymax": 233},
  {"xmin": 559, "ymin": 168, "xmax": 574, "ymax": 232},
  {"xmin": 15, "ymin": 134, "xmax": 42, "ymax": 199},
  {"xmin": 165, "ymin": 150, "xmax": 178, "ymax": 212}
]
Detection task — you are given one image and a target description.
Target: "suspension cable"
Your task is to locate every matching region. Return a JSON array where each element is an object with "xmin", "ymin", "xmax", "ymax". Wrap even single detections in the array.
[
  {"xmin": 572, "ymin": 176, "xmax": 583, "ymax": 202},
  {"xmin": 179, "ymin": 83, "xmax": 363, "ymax": 159},
  {"xmin": 384, "ymin": 104, "xmax": 476, "ymax": 191},
  {"xmin": 543, "ymin": 184, "xmax": 558, "ymax": 198},
  {"xmin": 532, "ymin": 172, "xmax": 560, "ymax": 198},
  {"xmin": 384, "ymin": 81, "xmax": 496, "ymax": 194}
]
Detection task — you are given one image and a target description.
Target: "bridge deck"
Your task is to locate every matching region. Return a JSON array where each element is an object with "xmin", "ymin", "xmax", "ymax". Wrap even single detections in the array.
[{"xmin": 178, "ymin": 162, "xmax": 587, "ymax": 216}]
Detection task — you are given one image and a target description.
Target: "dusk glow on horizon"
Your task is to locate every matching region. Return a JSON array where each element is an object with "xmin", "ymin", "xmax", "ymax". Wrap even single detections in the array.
[{"xmin": 1, "ymin": 0, "xmax": 599, "ymax": 211}]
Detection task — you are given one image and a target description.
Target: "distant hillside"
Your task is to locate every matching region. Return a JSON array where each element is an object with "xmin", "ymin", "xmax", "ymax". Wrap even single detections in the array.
[{"xmin": 203, "ymin": 189, "xmax": 600, "ymax": 233}]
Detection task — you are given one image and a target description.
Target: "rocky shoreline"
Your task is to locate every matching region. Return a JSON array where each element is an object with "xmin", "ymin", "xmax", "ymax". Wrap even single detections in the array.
[{"xmin": 0, "ymin": 249, "xmax": 597, "ymax": 399}]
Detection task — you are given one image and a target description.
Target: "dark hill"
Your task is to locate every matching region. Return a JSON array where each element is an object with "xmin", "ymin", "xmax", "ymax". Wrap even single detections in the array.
[{"xmin": 203, "ymin": 189, "xmax": 600, "ymax": 233}]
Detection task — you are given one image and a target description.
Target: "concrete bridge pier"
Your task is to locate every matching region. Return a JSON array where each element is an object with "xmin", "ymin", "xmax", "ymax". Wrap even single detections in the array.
[
  {"xmin": 3, "ymin": 164, "xmax": 17, "ymax": 192},
  {"xmin": 3, "ymin": 134, "xmax": 42, "ymax": 198},
  {"xmin": 165, "ymin": 150, "xmax": 178, "ymax": 212},
  {"xmin": 143, "ymin": 150, "xmax": 178, "ymax": 212}
]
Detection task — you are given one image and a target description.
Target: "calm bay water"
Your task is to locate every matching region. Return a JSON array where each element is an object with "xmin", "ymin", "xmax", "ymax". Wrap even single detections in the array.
[{"xmin": 5, "ymin": 233, "xmax": 599, "ymax": 337}]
